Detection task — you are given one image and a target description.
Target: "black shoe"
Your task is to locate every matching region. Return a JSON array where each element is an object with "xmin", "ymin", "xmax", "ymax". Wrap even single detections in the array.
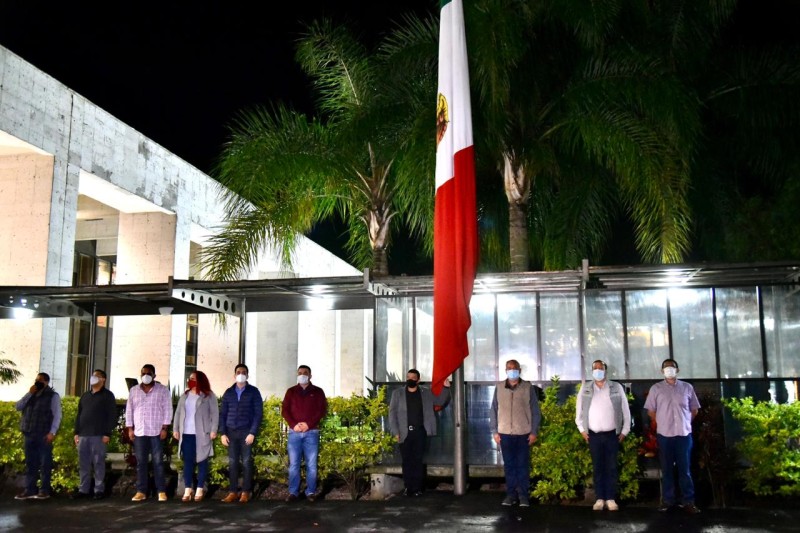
[
  {"xmin": 658, "ymin": 503, "xmax": 675, "ymax": 512},
  {"xmin": 14, "ymin": 491, "xmax": 36, "ymax": 500},
  {"xmin": 412, "ymin": 490, "xmax": 424, "ymax": 497},
  {"xmin": 306, "ymin": 493, "xmax": 317, "ymax": 502},
  {"xmin": 71, "ymin": 491, "xmax": 91, "ymax": 500},
  {"xmin": 286, "ymin": 494, "xmax": 298, "ymax": 502},
  {"xmin": 682, "ymin": 503, "xmax": 701, "ymax": 515},
  {"xmin": 93, "ymin": 493, "xmax": 106, "ymax": 500}
]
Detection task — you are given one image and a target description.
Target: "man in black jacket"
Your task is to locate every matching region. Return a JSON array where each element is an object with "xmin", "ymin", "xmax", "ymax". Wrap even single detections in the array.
[
  {"xmin": 73, "ymin": 369, "xmax": 117, "ymax": 500},
  {"xmin": 15, "ymin": 372, "xmax": 62, "ymax": 500}
]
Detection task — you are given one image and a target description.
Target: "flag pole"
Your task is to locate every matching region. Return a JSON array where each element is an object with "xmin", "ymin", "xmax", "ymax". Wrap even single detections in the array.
[{"xmin": 453, "ymin": 364, "xmax": 467, "ymax": 495}]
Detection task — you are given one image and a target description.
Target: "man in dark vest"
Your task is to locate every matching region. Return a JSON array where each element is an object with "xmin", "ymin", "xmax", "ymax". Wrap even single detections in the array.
[{"xmin": 15, "ymin": 372, "xmax": 62, "ymax": 500}]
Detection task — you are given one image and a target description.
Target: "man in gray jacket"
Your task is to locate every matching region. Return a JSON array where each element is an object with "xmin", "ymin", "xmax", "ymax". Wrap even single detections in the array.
[
  {"xmin": 490, "ymin": 359, "xmax": 541, "ymax": 507},
  {"xmin": 575, "ymin": 359, "xmax": 631, "ymax": 512},
  {"xmin": 388, "ymin": 369, "xmax": 450, "ymax": 496}
]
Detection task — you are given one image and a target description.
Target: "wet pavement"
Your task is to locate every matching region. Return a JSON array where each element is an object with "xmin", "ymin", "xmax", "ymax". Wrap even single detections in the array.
[{"xmin": 2, "ymin": 491, "xmax": 799, "ymax": 532}]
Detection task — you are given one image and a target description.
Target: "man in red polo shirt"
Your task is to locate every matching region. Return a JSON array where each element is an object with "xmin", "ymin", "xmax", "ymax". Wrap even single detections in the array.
[{"xmin": 281, "ymin": 365, "xmax": 327, "ymax": 502}]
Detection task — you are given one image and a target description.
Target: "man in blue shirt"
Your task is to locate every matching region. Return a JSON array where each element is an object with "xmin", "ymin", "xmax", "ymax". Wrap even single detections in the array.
[{"xmin": 219, "ymin": 364, "xmax": 263, "ymax": 503}]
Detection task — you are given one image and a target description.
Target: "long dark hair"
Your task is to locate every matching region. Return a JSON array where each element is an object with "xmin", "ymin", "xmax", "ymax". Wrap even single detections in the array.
[{"xmin": 187, "ymin": 370, "xmax": 212, "ymax": 396}]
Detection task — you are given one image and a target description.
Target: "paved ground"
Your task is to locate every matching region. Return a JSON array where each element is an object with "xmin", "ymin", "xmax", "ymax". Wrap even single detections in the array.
[{"xmin": 2, "ymin": 491, "xmax": 799, "ymax": 532}]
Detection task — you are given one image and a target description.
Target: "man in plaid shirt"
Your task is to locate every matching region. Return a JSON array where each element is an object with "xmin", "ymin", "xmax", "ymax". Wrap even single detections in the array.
[{"xmin": 125, "ymin": 364, "xmax": 173, "ymax": 502}]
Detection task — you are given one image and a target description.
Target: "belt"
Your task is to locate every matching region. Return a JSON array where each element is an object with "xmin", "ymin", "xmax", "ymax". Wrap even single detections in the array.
[{"xmin": 408, "ymin": 425, "xmax": 418, "ymax": 431}]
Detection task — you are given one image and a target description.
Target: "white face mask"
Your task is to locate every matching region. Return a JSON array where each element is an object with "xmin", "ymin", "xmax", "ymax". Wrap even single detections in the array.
[
  {"xmin": 89, "ymin": 375, "xmax": 101, "ymax": 386},
  {"xmin": 140, "ymin": 374, "xmax": 154, "ymax": 385},
  {"xmin": 663, "ymin": 367, "xmax": 678, "ymax": 379},
  {"xmin": 235, "ymin": 373, "xmax": 248, "ymax": 384},
  {"xmin": 592, "ymin": 369, "xmax": 605, "ymax": 381},
  {"xmin": 297, "ymin": 375, "xmax": 310, "ymax": 385}
]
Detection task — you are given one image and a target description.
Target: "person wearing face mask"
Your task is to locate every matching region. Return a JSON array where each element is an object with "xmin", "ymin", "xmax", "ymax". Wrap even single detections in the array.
[
  {"xmin": 490, "ymin": 360, "xmax": 541, "ymax": 507},
  {"xmin": 173, "ymin": 370, "xmax": 219, "ymax": 502},
  {"xmin": 125, "ymin": 364, "xmax": 174, "ymax": 502},
  {"xmin": 73, "ymin": 369, "xmax": 117, "ymax": 500},
  {"xmin": 219, "ymin": 363, "xmax": 263, "ymax": 503},
  {"xmin": 575, "ymin": 360, "xmax": 631, "ymax": 512},
  {"xmin": 282, "ymin": 365, "xmax": 327, "ymax": 502},
  {"xmin": 388, "ymin": 369, "xmax": 451, "ymax": 497},
  {"xmin": 644, "ymin": 358, "xmax": 701, "ymax": 514},
  {"xmin": 14, "ymin": 372, "xmax": 62, "ymax": 500}
]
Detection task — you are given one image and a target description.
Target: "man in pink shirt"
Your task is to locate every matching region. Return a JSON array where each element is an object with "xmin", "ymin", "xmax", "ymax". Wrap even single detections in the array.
[{"xmin": 125, "ymin": 364, "xmax": 173, "ymax": 502}]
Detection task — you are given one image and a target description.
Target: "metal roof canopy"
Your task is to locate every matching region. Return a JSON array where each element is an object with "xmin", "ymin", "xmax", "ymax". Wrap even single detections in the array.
[{"xmin": 0, "ymin": 262, "xmax": 798, "ymax": 320}]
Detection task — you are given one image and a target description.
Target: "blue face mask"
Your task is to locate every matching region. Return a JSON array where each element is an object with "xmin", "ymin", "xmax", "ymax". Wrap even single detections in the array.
[
  {"xmin": 506, "ymin": 369, "xmax": 520, "ymax": 380},
  {"xmin": 592, "ymin": 369, "xmax": 605, "ymax": 381}
]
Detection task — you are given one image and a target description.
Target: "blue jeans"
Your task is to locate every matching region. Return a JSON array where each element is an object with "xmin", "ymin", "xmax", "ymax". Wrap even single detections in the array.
[
  {"xmin": 180, "ymin": 434, "xmax": 209, "ymax": 489},
  {"xmin": 288, "ymin": 429, "xmax": 320, "ymax": 496},
  {"xmin": 657, "ymin": 434, "xmax": 695, "ymax": 505},
  {"xmin": 133, "ymin": 435, "xmax": 166, "ymax": 494},
  {"xmin": 78, "ymin": 435, "xmax": 107, "ymax": 494},
  {"xmin": 23, "ymin": 432, "xmax": 53, "ymax": 495},
  {"xmin": 588, "ymin": 430, "xmax": 619, "ymax": 501},
  {"xmin": 227, "ymin": 428, "xmax": 254, "ymax": 492},
  {"xmin": 499, "ymin": 434, "xmax": 531, "ymax": 498}
]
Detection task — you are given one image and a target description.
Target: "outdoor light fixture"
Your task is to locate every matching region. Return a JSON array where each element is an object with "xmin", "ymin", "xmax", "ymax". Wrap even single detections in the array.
[{"xmin": 158, "ymin": 306, "xmax": 174, "ymax": 316}]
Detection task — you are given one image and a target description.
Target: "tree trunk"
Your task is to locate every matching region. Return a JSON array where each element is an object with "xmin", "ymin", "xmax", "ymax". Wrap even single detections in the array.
[
  {"xmin": 503, "ymin": 153, "xmax": 531, "ymax": 272},
  {"xmin": 372, "ymin": 246, "xmax": 389, "ymax": 277}
]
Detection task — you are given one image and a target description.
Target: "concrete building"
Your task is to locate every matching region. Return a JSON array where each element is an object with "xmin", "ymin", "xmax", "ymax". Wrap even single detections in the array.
[{"xmin": 0, "ymin": 45, "xmax": 371, "ymax": 401}]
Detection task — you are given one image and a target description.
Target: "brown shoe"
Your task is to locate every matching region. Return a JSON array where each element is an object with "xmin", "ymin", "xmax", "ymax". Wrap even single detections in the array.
[
  {"xmin": 239, "ymin": 492, "xmax": 251, "ymax": 503},
  {"xmin": 222, "ymin": 492, "xmax": 239, "ymax": 503}
]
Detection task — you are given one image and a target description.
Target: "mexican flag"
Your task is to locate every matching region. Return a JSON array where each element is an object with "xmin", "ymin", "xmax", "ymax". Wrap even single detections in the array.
[{"xmin": 432, "ymin": 0, "xmax": 478, "ymax": 395}]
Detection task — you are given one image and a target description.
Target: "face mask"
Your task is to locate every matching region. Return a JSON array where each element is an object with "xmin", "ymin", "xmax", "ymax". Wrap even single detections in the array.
[
  {"xmin": 297, "ymin": 375, "xmax": 310, "ymax": 385},
  {"xmin": 235, "ymin": 374, "xmax": 247, "ymax": 384},
  {"xmin": 89, "ymin": 375, "xmax": 101, "ymax": 386},
  {"xmin": 34, "ymin": 380, "xmax": 45, "ymax": 391},
  {"xmin": 592, "ymin": 369, "xmax": 605, "ymax": 381},
  {"xmin": 187, "ymin": 379, "xmax": 197, "ymax": 390},
  {"xmin": 406, "ymin": 379, "xmax": 419, "ymax": 388},
  {"xmin": 141, "ymin": 374, "xmax": 154, "ymax": 385},
  {"xmin": 663, "ymin": 367, "xmax": 678, "ymax": 379},
  {"xmin": 506, "ymin": 369, "xmax": 520, "ymax": 380}
]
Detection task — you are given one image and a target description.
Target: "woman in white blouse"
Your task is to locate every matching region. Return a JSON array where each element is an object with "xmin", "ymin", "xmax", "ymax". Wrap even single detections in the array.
[{"xmin": 172, "ymin": 370, "xmax": 219, "ymax": 502}]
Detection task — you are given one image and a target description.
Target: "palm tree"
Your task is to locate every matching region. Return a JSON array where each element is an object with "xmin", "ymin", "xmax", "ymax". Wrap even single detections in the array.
[
  {"xmin": 201, "ymin": 20, "xmax": 434, "ymax": 279},
  {"xmin": 0, "ymin": 356, "xmax": 21, "ymax": 385}
]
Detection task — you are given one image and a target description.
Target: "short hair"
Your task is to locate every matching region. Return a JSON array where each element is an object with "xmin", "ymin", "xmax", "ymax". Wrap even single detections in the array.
[
  {"xmin": 592, "ymin": 360, "xmax": 608, "ymax": 371},
  {"xmin": 142, "ymin": 364, "xmax": 156, "ymax": 375},
  {"xmin": 37, "ymin": 372, "xmax": 50, "ymax": 383},
  {"xmin": 234, "ymin": 364, "xmax": 249, "ymax": 374},
  {"xmin": 505, "ymin": 359, "xmax": 520, "ymax": 370},
  {"xmin": 93, "ymin": 369, "xmax": 107, "ymax": 379},
  {"xmin": 298, "ymin": 365, "xmax": 311, "ymax": 373},
  {"xmin": 661, "ymin": 358, "xmax": 679, "ymax": 370},
  {"xmin": 407, "ymin": 368, "xmax": 421, "ymax": 379}
]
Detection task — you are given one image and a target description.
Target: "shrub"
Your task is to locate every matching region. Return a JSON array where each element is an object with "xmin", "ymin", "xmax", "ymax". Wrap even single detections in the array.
[{"xmin": 724, "ymin": 397, "xmax": 800, "ymax": 497}]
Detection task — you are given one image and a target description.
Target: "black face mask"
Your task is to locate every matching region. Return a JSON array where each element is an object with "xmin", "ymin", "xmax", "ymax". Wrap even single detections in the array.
[
  {"xmin": 406, "ymin": 379, "xmax": 419, "ymax": 389},
  {"xmin": 34, "ymin": 381, "xmax": 45, "ymax": 391}
]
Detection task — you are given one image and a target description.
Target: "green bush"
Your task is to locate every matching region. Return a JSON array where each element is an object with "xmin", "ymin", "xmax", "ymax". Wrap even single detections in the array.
[
  {"xmin": 0, "ymin": 402, "xmax": 24, "ymax": 485},
  {"xmin": 530, "ymin": 377, "xmax": 640, "ymax": 502},
  {"xmin": 724, "ymin": 397, "xmax": 800, "ymax": 497},
  {"xmin": 319, "ymin": 387, "xmax": 394, "ymax": 499}
]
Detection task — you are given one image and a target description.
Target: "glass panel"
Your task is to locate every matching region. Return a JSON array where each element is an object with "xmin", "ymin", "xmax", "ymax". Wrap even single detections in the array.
[
  {"xmin": 375, "ymin": 297, "xmax": 413, "ymax": 382},
  {"xmin": 96, "ymin": 259, "xmax": 112, "ymax": 286},
  {"xmin": 763, "ymin": 285, "xmax": 800, "ymax": 378},
  {"xmin": 415, "ymin": 297, "xmax": 434, "ymax": 380},
  {"xmin": 626, "ymin": 290, "xmax": 669, "ymax": 379},
  {"xmin": 716, "ymin": 287, "xmax": 763, "ymax": 378},
  {"xmin": 584, "ymin": 291, "xmax": 625, "ymax": 379},
  {"xmin": 465, "ymin": 294, "xmax": 496, "ymax": 381},
  {"xmin": 668, "ymin": 288, "xmax": 717, "ymax": 378},
  {"xmin": 497, "ymin": 293, "xmax": 538, "ymax": 381},
  {"xmin": 540, "ymin": 293, "xmax": 580, "ymax": 381}
]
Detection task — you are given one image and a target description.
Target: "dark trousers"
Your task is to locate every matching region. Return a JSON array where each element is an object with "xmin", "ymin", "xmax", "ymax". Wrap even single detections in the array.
[
  {"xmin": 133, "ymin": 435, "xmax": 166, "ymax": 493},
  {"xmin": 499, "ymin": 434, "xmax": 531, "ymax": 498},
  {"xmin": 23, "ymin": 432, "xmax": 53, "ymax": 495},
  {"xmin": 227, "ymin": 428, "xmax": 254, "ymax": 492},
  {"xmin": 588, "ymin": 430, "xmax": 619, "ymax": 501},
  {"xmin": 399, "ymin": 428, "xmax": 427, "ymax": 492},
  {"xmin": 657, "ymin": 434, "xmax": 695, "ymax": 505},
  {"xmin": 180, "ymin": 434, "xmax": 209, "ymax": 489}
]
